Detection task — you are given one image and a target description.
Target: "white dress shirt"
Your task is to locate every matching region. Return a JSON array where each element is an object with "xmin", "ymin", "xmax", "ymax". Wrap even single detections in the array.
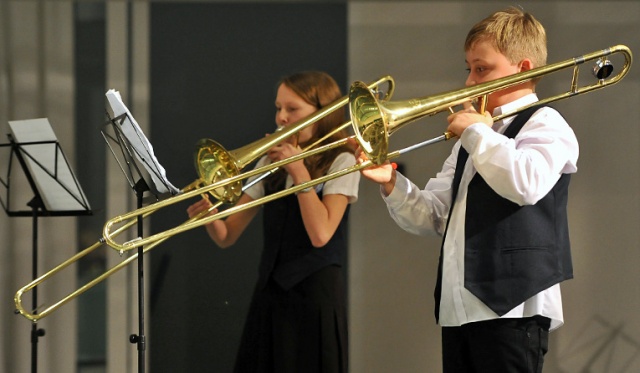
[{"xmin": 382, "ymin": 94, "xmax": 579, "ymax": 331}]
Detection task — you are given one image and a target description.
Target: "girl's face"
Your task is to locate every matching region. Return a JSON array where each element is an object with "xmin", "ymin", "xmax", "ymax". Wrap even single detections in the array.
[{"xmin": 274, "ymin": 83, "xmax": 317, "ymax": 144}]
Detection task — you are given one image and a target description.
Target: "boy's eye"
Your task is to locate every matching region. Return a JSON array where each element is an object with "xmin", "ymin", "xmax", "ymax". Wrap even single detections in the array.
[{"xmin": 466, "ymin": 66, "xmax": 487, "ymax": 74}]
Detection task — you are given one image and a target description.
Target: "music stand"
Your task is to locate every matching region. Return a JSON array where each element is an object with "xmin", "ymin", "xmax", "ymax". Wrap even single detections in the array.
[
  {"xmin": 102, "ymin": 89, "xmax": 178, "ymax": 373},
  {"xmin": 1, "ymin": 118, "xmax": 92, "ymax": 373}
]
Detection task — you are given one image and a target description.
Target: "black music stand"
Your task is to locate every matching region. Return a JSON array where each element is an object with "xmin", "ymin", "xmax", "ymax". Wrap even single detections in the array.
[
  {"xmin": 102, "ymin": 89, "xmax": 178, "ymax": 373},
  {"xmin": 1, "ymin": 118, "xmax": 92, "ymax": 373}
]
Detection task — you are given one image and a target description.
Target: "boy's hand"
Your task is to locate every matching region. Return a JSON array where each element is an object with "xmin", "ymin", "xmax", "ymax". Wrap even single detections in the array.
[
  {"xmin": 356, "ymin": 146, "xmax": 396, "ymax": 196},
  {"xmin": 446, "ymin": 101, "xmax": 493, "ymax": 137}
]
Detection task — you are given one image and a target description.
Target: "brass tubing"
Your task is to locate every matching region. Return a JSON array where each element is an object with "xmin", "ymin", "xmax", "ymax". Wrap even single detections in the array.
[
  {"xmin": 13, "ymin": 77, "xmax": 395, "ymax": 321},
  {"xmin": 104, "ymin": 77, "xmax": 395, "ymax": 252},
  {"xmin": 351, "ymin": 45, "xmax": 632, "ymax": 164},
  {"xmin": 104, "ymin": 45, "xmax": 632, "ymax": 252}
]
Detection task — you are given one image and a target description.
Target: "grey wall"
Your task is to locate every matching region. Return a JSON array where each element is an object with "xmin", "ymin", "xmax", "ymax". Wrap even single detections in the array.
[
  {"xmin": 1, "ymin": 1, "xmax": 639, "ymax": 373},
  {"xmin": 0, "ymin": 2, "xmax": 78, "ymax": 373}
]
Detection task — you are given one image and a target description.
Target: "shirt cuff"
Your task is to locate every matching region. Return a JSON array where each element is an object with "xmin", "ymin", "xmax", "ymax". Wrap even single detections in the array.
[
  {"xmin": 460, "ymin": 122, "xmax": 492, "ymax": 154},
  {"xmin": 381, "ymin": 171, "xmax": 411, "ymax": 208}
]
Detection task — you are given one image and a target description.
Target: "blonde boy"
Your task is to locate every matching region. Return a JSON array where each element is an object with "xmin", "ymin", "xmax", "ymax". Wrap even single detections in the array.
[{"xmin": 359, "ymin": 7, "xmax": 579, "ymax": 372}]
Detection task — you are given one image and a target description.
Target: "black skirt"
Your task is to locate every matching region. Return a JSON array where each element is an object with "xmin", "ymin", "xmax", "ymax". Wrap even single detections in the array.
[{"xmin": 234, "ymin": 265, "xmax": 348, "ymax": 373}]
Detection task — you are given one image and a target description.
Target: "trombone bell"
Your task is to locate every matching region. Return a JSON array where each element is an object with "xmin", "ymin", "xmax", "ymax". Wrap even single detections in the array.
[
  {"xmin": 349, "ymin": 81, "xmax": 390, "ymax": 165},
  {"xmin": 195, "ymin": 138, "xmax": 243, "ymax": 203}
]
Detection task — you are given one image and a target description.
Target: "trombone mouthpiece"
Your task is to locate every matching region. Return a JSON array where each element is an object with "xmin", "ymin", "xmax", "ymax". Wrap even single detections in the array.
[{"xmin": 472, "ymin": 96, "xmax": 487, "ymax": 114}]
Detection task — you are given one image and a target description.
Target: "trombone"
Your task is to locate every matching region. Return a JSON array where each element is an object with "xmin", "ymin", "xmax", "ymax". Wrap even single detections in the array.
[
  {"xmin": 13, "ymin": 76, "xmax": 395, "ymax": 321},
  {"xmin": 103, "ymin": 76, "xmax": 396, "ymax": 252},
  {"xmin": 102, "ymin": 44, "xmax": 632, "ymax": 252},
  {"xmin": 349, "ymin": 44, "xmax": 632, "ymax": 164},
  {"xmin": 189, "ymin": 75, "xmax": 395, "ymax": 204}
]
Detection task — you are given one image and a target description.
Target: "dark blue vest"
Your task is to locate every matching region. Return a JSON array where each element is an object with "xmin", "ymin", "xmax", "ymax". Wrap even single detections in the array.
[
  {"xmin": 258, "ymin": 185, "xmax": 349, "ymax": 290},
  {"xmin": 437, "ymin": 105, "xmax": 573, "ymax": 319}
]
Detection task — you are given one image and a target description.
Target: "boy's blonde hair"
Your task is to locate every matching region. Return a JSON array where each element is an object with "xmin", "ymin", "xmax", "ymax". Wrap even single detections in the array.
[{"xmin": 465, "ymin": 7, "xmax": 547, "ymax": 69}]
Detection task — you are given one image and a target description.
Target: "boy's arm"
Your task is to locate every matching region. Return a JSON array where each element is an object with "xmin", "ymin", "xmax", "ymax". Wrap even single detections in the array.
[
  {"xmin": 460, "ymin": 108, "xmax": 579, "ymax": 205},
  {"xmin": 382, "ymin": 145, "xmax": 459, "ymax": 237}
]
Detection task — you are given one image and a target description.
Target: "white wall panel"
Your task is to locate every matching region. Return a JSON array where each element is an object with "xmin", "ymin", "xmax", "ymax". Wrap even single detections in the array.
[{"xmin": 348, "ymin": 1, "xmax": 640, "ymax": 372}]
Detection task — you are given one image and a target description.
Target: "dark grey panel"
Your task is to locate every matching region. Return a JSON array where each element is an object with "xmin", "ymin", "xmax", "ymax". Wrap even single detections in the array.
[{"xmin": 149, "ymin": 3, "xmax": 346, "ymax": 372}]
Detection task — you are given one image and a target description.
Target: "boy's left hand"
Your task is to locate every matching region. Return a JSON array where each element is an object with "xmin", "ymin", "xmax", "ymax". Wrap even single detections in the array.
[{"xmin": 446, "ymin": 101, "xmax": 493, "ymax": 137}]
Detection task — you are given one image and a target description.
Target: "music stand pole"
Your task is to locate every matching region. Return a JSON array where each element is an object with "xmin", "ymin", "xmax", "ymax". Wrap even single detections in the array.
[
  {"xmin": 102, "ymin": 114, "xmax": 156, "ymax": 373},
  {"xmin": 129, "ymin": 178, "xmax": 148, "ymax": 373},
  {"xmin": 2, "ymin": 119, "xmax": 92, "ymax": 373},
  {"xmin": 27, "ymin": 196, "xmax": 46, "ymax": 373},
  {"xmin": 104, "ymin": 90, "xmax": 180, "ymax": 373}
]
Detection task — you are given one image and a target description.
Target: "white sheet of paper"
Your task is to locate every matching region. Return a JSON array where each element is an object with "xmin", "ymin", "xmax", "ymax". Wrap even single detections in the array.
[
  {"xmin": 8, "ymin": 118, "xmax": 90, "ymax": 212},
  {"xmin": 106, "ymin": 89, "xmax": 179, "ymax": 195}
]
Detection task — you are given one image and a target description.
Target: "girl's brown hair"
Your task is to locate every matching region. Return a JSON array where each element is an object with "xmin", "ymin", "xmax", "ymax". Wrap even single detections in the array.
[{"xmin": 266, "ymin": 71, "xmax": 352, "ymax": 191}]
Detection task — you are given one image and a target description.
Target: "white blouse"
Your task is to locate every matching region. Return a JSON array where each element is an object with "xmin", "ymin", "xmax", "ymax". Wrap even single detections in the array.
[{"xmin": 244, "ymin": 151, "xmax": 360, "ymax": 204}]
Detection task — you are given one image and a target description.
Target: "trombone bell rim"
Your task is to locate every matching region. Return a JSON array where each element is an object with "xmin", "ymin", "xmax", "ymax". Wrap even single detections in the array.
[
  {"xmin": 195, "ymin": 138, "xmax": 243, "ymax": 203},
  {"xmin": 349, "ymin": 81, "xmax": 389, "ymax": 165}
]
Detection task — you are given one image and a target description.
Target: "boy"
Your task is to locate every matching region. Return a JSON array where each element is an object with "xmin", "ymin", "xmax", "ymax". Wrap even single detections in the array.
[{"xmin": 358, "ymin": 7, "xmax": 579, "ymax": 372}]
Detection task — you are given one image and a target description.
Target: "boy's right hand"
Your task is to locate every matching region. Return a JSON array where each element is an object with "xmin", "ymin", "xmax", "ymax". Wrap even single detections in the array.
[{"xmin": 356, "ymin": 146, "xmax": 396, "ymax": 196}]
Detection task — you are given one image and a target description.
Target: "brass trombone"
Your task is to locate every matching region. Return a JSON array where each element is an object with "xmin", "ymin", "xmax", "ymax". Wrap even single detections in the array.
[
  {"xmin": 102, "ymin": 76, "xmax": 396, "ymax": 252},
  {"xmin": 352, "ymin": 44, "xmax": 633, "ymax": 164},
  {"xmin": 102, "ymin": 44, "xmax": 632, "ymax": 252},
  {"xmin": 13, "ymin": 76, "xmax": 395, "ymax": 321}
]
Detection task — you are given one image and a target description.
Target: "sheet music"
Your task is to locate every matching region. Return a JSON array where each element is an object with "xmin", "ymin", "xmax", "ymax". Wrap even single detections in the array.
[
  {"xmin": 105, "ymin": 89, "xmax": 179, "ymax": 195},
  {"xmin": 8, "ymin": 118, "xmax": 91, "ymax": 212}
]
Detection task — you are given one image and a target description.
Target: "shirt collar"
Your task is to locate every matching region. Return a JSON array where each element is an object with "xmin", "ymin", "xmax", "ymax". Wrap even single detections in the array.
[{"xmin": 492, "ymin": 93, "xmax": 539, "ymax": 131}]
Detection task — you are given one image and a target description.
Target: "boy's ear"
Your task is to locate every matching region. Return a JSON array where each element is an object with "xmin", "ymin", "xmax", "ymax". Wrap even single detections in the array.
[{"xmin": 519, "ymin": 59, "xmax": 534, "ymax": 72}]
